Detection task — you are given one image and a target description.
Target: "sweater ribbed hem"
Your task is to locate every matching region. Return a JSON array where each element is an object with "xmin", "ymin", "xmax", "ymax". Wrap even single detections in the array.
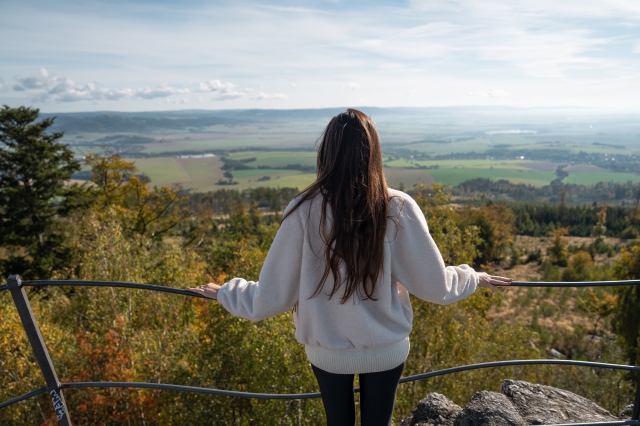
[{"xmin": 305, "ymin": 337, "xmax": 410, "ymax": 374}]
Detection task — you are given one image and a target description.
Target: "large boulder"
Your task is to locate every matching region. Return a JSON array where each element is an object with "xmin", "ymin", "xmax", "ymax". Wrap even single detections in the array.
[
  {"xmin": 454, "ymin": 391, "xmax": 527, "ymax": 426},
  {"xmin": 619, "ymin": 404, "xmax": 634, "ymax": 419},
  {"xmin": 500, "ymin": 380, "xmax": 618, "ymax": 425},
  {"xmin": 401, "ymin": 393, "xmax": 462, "ymax": 426},
  {"xmin": 401, "ymin": 380, "xmax": 626, "ymax": 426}
]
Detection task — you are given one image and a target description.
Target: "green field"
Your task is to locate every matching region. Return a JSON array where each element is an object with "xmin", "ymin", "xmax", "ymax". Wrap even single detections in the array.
[
  {"xmin": 228, "ymin": 151, "xmax": 317, "ymax": 168},
  {"xmin": 383, "ymin": 168, "xmax": 435, "ymax": 189},
  {"xmin": 125, "ymin": 152, "xmax": 640, "ymax": 192},
  {"xmin": 252, "ymin": 173, "xmax": 316, "ymax": 190},
  {"xmin": 384, "ymin": 159, "xmax": 557, "ymax": 187},
  {"xmin": 142, "ymin": 138, "xmax": 279, "ymax": 153},
  {"xmin": 130, "ymin": 157, "xmax": 190, "ymax": 186},
  {"xmin": 429, "ymin": 168, "xmax": 555, "ymax": 187},
  {"xmin": 564, "ymin": 171, "xmax": 640, "ymax": 185}
]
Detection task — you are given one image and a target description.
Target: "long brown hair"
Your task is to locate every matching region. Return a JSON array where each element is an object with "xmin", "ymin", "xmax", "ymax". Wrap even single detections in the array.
[{"xmin": 283, "ymin": 109, "xmax": 390, "ymax": 304}]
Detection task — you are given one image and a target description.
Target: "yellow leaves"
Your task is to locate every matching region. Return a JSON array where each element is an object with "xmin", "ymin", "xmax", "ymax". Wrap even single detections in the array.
[
  {"xmin": 85, "ymin": 152, "xmax": 136, "ymax": 208},
  {"xmin": 615, "ymin": 241, "xmax": 640, "ymax": 280},
  {"xmin": 577, "ymin": 289, "xmax": 618, "ymax": 321},
  {"xmin": 413, "ymin": 184, "xmax": 481, "ymax": 265},
  {"xmin": 84, "ymin": 153, "xmax": 190, "ymax": 241}
]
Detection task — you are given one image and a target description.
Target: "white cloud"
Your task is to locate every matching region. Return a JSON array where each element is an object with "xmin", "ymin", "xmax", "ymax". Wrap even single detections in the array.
[
  {"xmin": 9, "ymin": 69, "xmax": 254, "ymax": 103},
  {"xmin": 467, "ymin": 89, "xmax": 511, "ymax": 98},
  {"xmin": 136, "ymin": 86, "xmax": 190, "ymax": 99},
  {"xmin": 0, "ymin": 77, "xmax": 4, "ymax": 90},
  {"xmin": 252, "ymin": 92, "xmax": 288, "ymax": 100},
  {"xmin": 485, "ymin": 129, "xmax": 537, "ymax": 135},
  {"xmin": 3, "ymin": 1, "xmax": 640, "ymax": 110},
  {"xmin": 13, "ymin": 68, "xmax": 55, "ymax": 91},
  {"xmin": 198, "ymin": 79, "xmax": 244, "ymax": 100},
  {"xmin": 343, "ymin": 82, "xmax": 361, "ymax": 90}
]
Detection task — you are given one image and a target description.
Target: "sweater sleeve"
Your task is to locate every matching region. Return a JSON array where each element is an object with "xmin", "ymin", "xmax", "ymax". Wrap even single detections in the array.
[
  {"xmin": 390, "ymin": 195, "xmax": 478, "ymax": 305},
  {"xmin": 216, "ymin": 209, "xmax": 303, "ymax": 321}
]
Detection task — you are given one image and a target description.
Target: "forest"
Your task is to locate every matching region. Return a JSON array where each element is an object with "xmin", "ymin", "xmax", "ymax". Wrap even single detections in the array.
[{"xmin": 1, "ymin": 106, "xmax": 640, "ymax": 424}]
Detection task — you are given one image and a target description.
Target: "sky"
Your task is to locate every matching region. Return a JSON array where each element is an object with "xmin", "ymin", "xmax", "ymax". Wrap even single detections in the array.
[{"xmin": 1, "ymin": 0, "xmax": 640, "ymax": 112}]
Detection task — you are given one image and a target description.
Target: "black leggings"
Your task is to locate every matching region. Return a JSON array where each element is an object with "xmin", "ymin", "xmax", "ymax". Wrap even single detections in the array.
[{"xmin": 311, "ymin": 362, "xmax": 405, "ymax": 426}]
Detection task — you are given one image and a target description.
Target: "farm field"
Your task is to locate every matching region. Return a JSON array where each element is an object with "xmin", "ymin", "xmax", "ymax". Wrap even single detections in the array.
[
  {"xmin": 384, "ymin": 159, "xmax": 557, "ymax": 187},
  {"xmin": 142, "ymin": 137, "xmax": 289, "ymax": 153},
  {"xmin": 253, "ymin": 173, "xmax": 316, "ymax": 190},
  {"xmin": 227, "ymin": 151, "xmax": 317, "ymax": 168},
  {"xmin": 429, "ymin": 168, "xmax": 555, "ymax": 187},
  {"xmin": 57, "ymin": 109, "xmax": 639, "ymax": 193},
  {"xmin": 383, "ymin": 167, "xmax": 436, "ymax": 189},
  {"xmin": 126, "ymin": 152, "xmax": 640, "ymax": 192},
  {"xmin": 563, "ymin": 171, "xmax": 640, "ymax": 185},
  {"xmin": 130, "ymin": 157, "xmax": 191, "ymax": 186}
]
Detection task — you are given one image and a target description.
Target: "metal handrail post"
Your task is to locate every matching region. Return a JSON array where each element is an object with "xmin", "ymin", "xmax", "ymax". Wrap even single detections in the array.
[
  {"xmin": 633, "ymin": 373, "xmax": 640, "ymax": 420},
  {"xmin": 6, "ymin": 275, "xmax": 72, "ymax": 426}
]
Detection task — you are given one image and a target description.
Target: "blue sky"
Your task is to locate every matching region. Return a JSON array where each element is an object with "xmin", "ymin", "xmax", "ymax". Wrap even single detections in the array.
[{"xmin": 1, "ymin": 0, "xmax": 639, "ymax": 112}]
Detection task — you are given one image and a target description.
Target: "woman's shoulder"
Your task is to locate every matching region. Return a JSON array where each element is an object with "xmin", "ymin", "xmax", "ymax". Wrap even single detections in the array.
[
  {"xmin": 283, "ymin": 191, "xmax": 322, "ymax": 218},
  {"xmin": 387, "ymin": 188, "xmax": 418, "ymax": 214}
]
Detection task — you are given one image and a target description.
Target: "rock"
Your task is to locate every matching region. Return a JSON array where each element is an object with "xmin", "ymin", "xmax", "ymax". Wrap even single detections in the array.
[
  {"xmin": 454, "ymin": 391, "xmax": 527, "ymax": 426},
  {"xmin": 548, "ymin": 348, "xmax": 564, "ymax": 359},
  {"xmin": 500, "ymin": 379, "xmax": 618, "ymax": 425},
  {"xmin": 401, "ymin": 393, "xmax": 462, "ymax": 426},
  {"xmin": 619, "ymin": 404, "xmax": 634, "ymax": 418}
]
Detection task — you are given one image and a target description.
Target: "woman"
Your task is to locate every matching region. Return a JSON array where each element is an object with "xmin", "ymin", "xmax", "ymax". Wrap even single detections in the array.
[{"xmin": 188, "ymin": 109, "xmax": 511, "ymax": 426}]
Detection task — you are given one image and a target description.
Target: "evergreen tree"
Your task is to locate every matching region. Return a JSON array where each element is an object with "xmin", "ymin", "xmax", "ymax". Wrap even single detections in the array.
[{"xmin": 0, "ymin": 105, "xmax": 83, "ymax": 278}]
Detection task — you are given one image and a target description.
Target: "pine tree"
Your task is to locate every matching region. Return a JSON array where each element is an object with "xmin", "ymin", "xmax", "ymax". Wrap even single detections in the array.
[{"xmin": 0, "ymin": 105, "xmax": 83, "ymax": 278}]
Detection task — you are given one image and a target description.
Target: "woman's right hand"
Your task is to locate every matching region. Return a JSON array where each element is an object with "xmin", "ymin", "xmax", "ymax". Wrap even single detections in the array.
[
  {"xmin": 477, "ymin": 272, "xmax": 512, "ymax": 291},
  {"xmin": 187, "ymin": 283, "xmax": 221, "ymax": 299}
]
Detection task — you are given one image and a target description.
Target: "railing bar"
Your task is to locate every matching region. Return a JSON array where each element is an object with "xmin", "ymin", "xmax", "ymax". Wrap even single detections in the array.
[
  {"xmin": 398, "ymin": 359, "xmax": 640, "ymax": 384},
  {"xmin": 21, "ymin": 280, "xmax": 207, "ymax": 298},
  {"xmin": 60, "ymin": 382, "xmax": 322, "ymax": 400},
  {"xmin": 550, "ymin": 422, "xmax": 640, "ymax": 426},
  {"xmin": 19, "ymin": 280, "xmax": 640, "ymax": 295},
  {"xmin": 0, "ymin": 387, "xmax": 48, "ymax": 409},
  {"xmin": 54, "ymin": 359, "xmax": 640, "ymax": 402},
  {"xmin": 510, "ymin": 279, "xmax": 640, "ymax": 287}
]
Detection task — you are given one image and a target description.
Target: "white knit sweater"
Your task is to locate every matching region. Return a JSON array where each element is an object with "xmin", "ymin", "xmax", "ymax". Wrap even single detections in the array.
[{"xmin": 216, "ymin": 189, "xmax": 478, "ymax": 374}]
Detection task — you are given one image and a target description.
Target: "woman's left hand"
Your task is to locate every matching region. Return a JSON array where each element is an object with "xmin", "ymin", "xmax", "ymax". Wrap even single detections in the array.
[
  {"xmin": 188, "ymin": 283, "xmax": 221, "ymax": 299},
  {"xmin": 477, "ymin": 272, "xmax": 512, "ymax": 292}
]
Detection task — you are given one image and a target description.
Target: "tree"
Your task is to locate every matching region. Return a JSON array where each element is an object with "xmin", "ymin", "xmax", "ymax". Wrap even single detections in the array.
[
  {"xmin": 0, "ymin": 105, "xmax": 83, "ymax": 278},
  {"xmin": 84, "ymin": 152, "xmax": 191, "ymax": 242},
  {"xmin": 413, "ymin": 184, "xmax": 480, "ymax": 265},
  {"xmin": 613, "ymin": 240, "xmax": 640, "ymax": 367},
  {"xmin": 547, "ymin": 227, "xmax": 569, "ymax": 267},
  {"xmin": 460, "ymin": 203, "xmax": 515, "ymax": 266}
]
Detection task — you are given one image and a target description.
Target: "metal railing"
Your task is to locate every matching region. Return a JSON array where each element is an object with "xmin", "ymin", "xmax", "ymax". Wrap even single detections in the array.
[{"xmin": 1, "ymin": 275, "xmax": 639, "ymax": 425}]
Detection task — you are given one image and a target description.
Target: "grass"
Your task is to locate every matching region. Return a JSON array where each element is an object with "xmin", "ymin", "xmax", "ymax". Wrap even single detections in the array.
[
  {"xmin": 564, "ymin": 171, "xmax": 640, "ymax": 185},
  {"xmin": 232, "ymin": 169, "xmax": 301, "ymax": 179},
  {"xmin": 143, "ymin": 138, "xmax": 279, "ymax": 153},
  {"xmin": 384, "ymin": 159, "xmax": 557, "ymax": 187},
  {"xmin": 385, "ymin": 159, "xmax": 535, "ymax": 169},
  {"xmin": 127, "ymin": 156, "xmax": 228, "ymax": 192},
  {"xmin": 252, "ymin": 173, "xmax": 316, "ymax": 190},
  {"xmin": 227, "ymin": 151, "xmax": 317, "ymax": 168},
  {"xmin": 129, "ymin": 158, "xmax": 190, "ymax": 186},
  {"xmin": 125, "ymin": 150, "xmax": 640, "ymax": 192},
  {"xmin": 428, "ymin": 168, "xmax": 555, "ymax": 187},
  {"xmin": 383, "ymin": 167, "xmax": 435, "ymax": 189}
]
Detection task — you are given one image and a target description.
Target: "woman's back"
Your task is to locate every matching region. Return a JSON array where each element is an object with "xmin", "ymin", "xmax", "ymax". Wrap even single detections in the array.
[{"xmin": 216, "ymin": 186, "xmax": 478, "ymax": 374}]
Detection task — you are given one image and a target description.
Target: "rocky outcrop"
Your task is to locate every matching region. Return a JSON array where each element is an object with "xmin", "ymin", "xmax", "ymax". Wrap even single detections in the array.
[
  {"xmin": 454, "ymin": 391, "xmax": 526, "ymax": 426},
  {"xmin": 620, "ymin": 404, "xmax": 634, "ymax": 419},
  {"xmin": 401, "ymin": 380, "xmax": 631, "ymax": 426},
  {"xmin": 500, "ymin": 380, "xmax": 617, "ymax": 425},
  {"xmin": 401, "ymin": 393, "xmax": 462, "ymax": 426}
]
